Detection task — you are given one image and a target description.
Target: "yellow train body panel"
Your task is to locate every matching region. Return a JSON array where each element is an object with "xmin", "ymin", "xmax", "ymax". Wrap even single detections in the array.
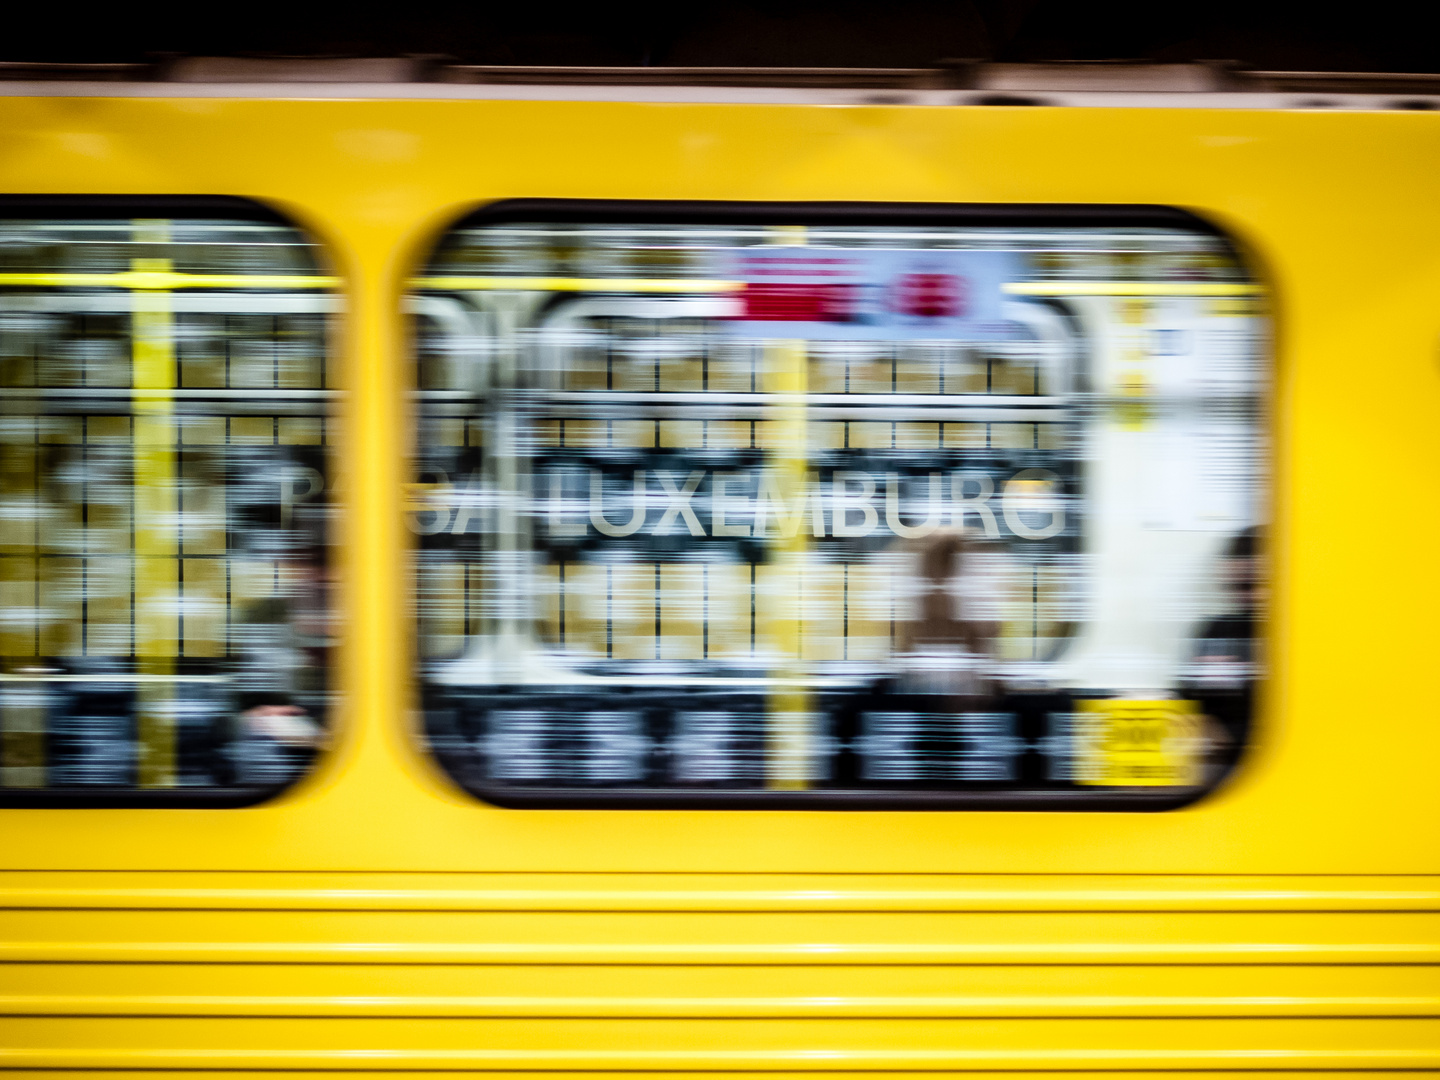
[{"xmin": 0, "ymin": 89, "xmax": 1437, "ymax": 1071}]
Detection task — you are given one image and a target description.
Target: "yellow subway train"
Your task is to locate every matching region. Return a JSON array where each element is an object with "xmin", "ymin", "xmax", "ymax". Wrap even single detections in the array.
[{"xmin": 0, "ymin": 60, "xmax": 1436, "ymax": 1076}]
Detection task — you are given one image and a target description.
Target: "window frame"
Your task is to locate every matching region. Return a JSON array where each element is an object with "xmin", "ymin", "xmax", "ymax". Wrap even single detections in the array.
[
  {"xmin": 0, "ymin": 195, "xmax": 340, "ymax": 808},
  {"xmin": 410, "ymin": 198, "xmax": 1268, "ymax": 812}
]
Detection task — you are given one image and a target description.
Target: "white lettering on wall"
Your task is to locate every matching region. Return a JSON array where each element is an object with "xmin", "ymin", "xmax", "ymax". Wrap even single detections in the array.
[
  {"xmin": 1002, "ymin": 469, "xmax": 1066, "ymax": 540},
  {"xmin": 832, "ymin": 471, "xmax": 879, "ymax": 537},
  {"xmin": 711, "ymin": 472, "xmax": 751, "ymax": 537},
  {"xmin": 653, "ymin": 470, "xmax": 708, "ymax": 536},
  {"xmin": 409, "ymin": 467, "xmax": 1070, "ymax": 540},
  {"xmin": 950, "ymin": 471, "xmax": 1000, "ymax": 538},
  {"xmin": 885, "ymin": 472, "xmax": 942, "ymax": 539},
  {"xmin": 754, "ymin": 470, "xmax": 825, "ymax": 539},
  {"xmin": 590, "ymin": 469, "xmax": 647, "ymax": 537}
]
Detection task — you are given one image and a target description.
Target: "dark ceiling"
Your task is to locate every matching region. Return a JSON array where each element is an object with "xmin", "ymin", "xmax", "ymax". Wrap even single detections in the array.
[{"xmin": 7, "ymin": 0, "xmax": 1436, "ymax": 73}]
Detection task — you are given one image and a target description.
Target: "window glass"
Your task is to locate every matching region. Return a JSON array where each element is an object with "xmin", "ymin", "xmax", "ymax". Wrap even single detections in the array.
[
  {"xmin": 413, "ymin": 204, "xmax": 1265, "ymax": 808},
  {"xmin": 0, "ymin": 205, "xmax": 337, "ymax": 803}
]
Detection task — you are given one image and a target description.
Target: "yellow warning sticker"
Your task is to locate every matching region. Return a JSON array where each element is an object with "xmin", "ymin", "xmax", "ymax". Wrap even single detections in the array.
[{"xmin": 1073, "ymin": 699, "xmax": 1203, "ymax": 787}]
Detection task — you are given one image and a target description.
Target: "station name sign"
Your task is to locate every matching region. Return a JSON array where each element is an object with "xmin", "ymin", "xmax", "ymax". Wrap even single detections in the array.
[{"xmin": 412, "ymin": 466, "xmax": 1070, "ymax": 542}]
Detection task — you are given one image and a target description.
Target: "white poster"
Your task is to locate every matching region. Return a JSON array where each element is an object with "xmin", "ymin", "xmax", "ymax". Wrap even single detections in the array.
[{"xmin": 725, "ymin": 247, "xmax": 1019, "ymax": 340}]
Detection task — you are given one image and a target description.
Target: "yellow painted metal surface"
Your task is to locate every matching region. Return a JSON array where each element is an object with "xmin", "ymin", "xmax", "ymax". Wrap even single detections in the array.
[{"xmin": 0, "ymin": 93, "xmax": 1437, "ymax": 1071}]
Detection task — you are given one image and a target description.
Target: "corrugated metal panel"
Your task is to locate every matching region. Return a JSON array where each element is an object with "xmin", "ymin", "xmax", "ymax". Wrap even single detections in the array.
[{"xmin": 1, "ymin": 873, "xmax": 1435, "ymax": 1072}]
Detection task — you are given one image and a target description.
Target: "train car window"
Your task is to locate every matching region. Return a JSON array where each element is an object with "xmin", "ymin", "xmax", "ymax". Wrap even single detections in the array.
[
  {"xmin": 0, "ymin": 201, "xmax": 338, "ymax": 805},
  {"xmin": 412, "ymin": 202, "xmax": 1266, "ymax": 809}
]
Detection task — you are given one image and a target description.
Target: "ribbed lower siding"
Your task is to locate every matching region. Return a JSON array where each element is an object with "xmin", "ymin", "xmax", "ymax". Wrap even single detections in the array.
[
  {"xmin": 1, "ymin": 873, "xmax": 1436, "ymax": 1073},
  {"xmin": 2, "ymin": 1017, "xmax": 1440, "ymax": 1070},
  {"xmin": 2, "ymin": 961, "xmax": 1439, "ymax": 1017}
]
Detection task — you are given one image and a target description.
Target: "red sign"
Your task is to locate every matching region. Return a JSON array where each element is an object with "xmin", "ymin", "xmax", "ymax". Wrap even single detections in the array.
[
  {"xmin": 891, "ymin": 273, "xmax": 967, "ymax": 318},
  {"xmin": 725, "ymin": 246, "xmax": 1013, "ymax": 340},
  {"xmin": 741, "ymin": 282, "xmax": 856, "ymax": 322}
]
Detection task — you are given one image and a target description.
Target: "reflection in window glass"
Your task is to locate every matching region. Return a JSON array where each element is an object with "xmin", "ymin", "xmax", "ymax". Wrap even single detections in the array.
[
  {"xmin": 0, "ymin": 211, "xmax": 337, "ymax": 801},
  {"xmin": 413, "ymin": 208, "xmax": 1265, "ymax": 808}
]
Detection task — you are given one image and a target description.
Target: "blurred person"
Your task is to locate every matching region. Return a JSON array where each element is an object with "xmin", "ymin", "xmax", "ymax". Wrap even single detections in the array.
[
  {"xmin": 894, "ymin": 527, "xmax": 1000, "ymax": 706},
  {"xmin": 849, "ymin": 527, "xmax": 1006, "ymax": 784},
  {"xmin": 1182, "ymin": 526, "xmax": 1262, "ymax": 777},
  {"xmin": 229, "ymin": 559, "xmax": 331, "ymax": 786},
  {"xmin": 240, "ymin": 703, "xmax": 325, "ymax": 752}
]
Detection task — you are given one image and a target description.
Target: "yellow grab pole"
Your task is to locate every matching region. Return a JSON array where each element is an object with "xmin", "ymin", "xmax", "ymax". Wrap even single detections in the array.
[
  {"xmin": 761, "ymin": 339, "xmax": 811, "ymax": 791},
  {"xmin": 131, "ymin": 221, "xmax": 178, "ymax": 788}
]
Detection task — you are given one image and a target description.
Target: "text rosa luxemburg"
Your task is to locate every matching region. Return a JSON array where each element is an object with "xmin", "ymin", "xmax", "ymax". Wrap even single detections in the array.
[{"xmin": 412, "ymin": 469, "xmax": 1066, "ymax": 541}]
